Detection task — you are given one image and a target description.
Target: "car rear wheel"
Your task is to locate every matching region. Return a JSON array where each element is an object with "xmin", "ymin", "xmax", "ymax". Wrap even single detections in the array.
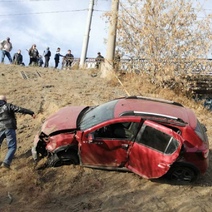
[{"xmin": 167, "ymin": 165, "xmax": 198, "ymax": 183}]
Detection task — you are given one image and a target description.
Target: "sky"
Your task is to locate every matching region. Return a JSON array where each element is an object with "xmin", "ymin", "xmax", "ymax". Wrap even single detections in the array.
[{"xmin": 0, "ymin": 0, "xmax": 211, "ymax": 66}]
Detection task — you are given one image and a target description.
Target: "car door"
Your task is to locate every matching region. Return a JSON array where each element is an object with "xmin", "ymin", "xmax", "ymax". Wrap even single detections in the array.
[
  {"xmin": 126, "ymin": 120, "xmax": 183, "ymax": 179},
  {"xmin": 78, "ymin": 120, "xmax": 140, "ymax": 168}
]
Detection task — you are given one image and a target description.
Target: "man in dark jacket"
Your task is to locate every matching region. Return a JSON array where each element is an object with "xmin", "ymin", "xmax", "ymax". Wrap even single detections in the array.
[
  {"xmin": 64, "ymin": 49, "xmax": 74, "ymax": 69},
  {"xmin": 43, "ymin": 47, "xmax": 51, "ymax": 67},
  {"xmin": 0, "ymin": 95, "xmax": 35, "ymax": 169},
  {"xmin": 54, "ymin": 47, "xmax": 63, "ymax": 69},
  {"xmin": 13, "ymin": 49, "xmax": 23, "ymax": 65},
  {"xmin": 95, "ymin": 52, "xmax": 104, "ymax": 69}
]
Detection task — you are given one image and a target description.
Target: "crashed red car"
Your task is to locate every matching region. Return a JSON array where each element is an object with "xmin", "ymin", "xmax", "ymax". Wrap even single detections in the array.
[{"xmin": 32, "ymin": 96, "xmax": 209, "ymax": 183}]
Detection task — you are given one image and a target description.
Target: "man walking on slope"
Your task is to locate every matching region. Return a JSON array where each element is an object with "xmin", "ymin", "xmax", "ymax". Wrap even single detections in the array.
[{"xmin": 0, "ymin": 95, "xmax": 36, "ymax": 169}]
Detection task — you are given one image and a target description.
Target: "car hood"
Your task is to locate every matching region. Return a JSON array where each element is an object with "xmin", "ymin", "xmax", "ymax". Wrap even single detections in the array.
[{"xmin": 41, "ymin": 105, "xmax": 87, "ymax": 135}]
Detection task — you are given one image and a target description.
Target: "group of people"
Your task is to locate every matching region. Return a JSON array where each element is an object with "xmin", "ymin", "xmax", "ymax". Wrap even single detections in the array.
[
  {"xmin": 28, "ymin": 44, "xmax": 52, "ymax": 67},
  {"xmin": 54, "ymin": 48, "xmax": 74, "ymax": 69},
  {"xmin": 0, "ymin": 37, "xmax": 75, "ymax": 69},
  {"xmin": 0, "ymin": 37, "xmax": 108, "ymax": 70}
]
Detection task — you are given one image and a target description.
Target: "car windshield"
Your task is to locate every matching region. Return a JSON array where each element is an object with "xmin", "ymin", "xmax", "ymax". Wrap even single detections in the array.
[{"xmin": 79, "ymin": 100, "xmax": 118, "ymax": 130}]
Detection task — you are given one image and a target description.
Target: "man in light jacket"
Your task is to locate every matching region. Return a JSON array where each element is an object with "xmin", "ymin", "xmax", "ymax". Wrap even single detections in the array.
[{"xmin": 0, "ymin": 37, "xmax": 13, "ymax": 63}]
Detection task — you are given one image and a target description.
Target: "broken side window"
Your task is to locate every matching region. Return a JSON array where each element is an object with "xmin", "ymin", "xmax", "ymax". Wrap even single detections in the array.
[{"xmin": 136, "ymin": 125, "xmax": 179, "ymax": 154}]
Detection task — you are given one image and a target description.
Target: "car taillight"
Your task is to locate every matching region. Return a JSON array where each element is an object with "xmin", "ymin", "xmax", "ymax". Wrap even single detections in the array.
[
  {"xmin": 195, "ymin": 149, "xmax": 209, "ymax": 159},
  {"xmin": 203, "ymin": 149, "xmax": 209, "ymax": 158}
]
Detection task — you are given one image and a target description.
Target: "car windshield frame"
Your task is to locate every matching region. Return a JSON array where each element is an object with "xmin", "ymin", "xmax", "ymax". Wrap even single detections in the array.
[{"xmin": 79, "ymin": 100, "xmax": 118, "ymax": 131}]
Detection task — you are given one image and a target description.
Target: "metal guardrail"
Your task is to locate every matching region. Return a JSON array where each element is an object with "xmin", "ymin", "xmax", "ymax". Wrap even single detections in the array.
[{"xmin": 71, "ymin": 58, "xmax": 212, "ymax": 74}]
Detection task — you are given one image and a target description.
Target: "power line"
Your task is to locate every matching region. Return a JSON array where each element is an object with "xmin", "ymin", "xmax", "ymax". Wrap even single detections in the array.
[
  {"xmin": 0, "ymin": 0, "xmax": 109, "ymax": 2},
  {"xmin": 0, "ymin": 9, "xmax": 108, "ymax": 16},
  {"xmin": 0, "ymin": 0, "xmax": 60, "ymax": 2},
  {"xmin": 0, "ymin": 9, "xmax": 87, "ymax": 16}
]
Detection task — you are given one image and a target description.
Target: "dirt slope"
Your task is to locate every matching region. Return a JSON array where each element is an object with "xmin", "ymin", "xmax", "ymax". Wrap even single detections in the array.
[{"xmin": 0, "ymin": 64, "xmax": 212, "ymax": 212}]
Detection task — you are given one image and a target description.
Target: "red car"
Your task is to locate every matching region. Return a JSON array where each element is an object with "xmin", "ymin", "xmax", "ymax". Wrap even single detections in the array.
[{"xmin": 32, "ymin": 96, "xmax": 209, "ymax": 183}]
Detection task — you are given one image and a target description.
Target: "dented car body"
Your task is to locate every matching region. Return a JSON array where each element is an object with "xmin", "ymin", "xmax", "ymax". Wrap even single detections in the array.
[{"xmin": 32, "ymin": 96, "xmax": 209, "ymax": 182}]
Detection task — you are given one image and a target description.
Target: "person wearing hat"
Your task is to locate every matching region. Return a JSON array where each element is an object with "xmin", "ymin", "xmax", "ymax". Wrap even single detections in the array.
[
  {"xmin": 0, "ymin": 37, "xmax": 13, "ymax": 63},
  {"xmin": 0, "ymin": 95, "xmax": 36, "ymax": 169},
  {"xmin": 43, "ymin": 47, "xmax": 51, "ymax": 67},
  {"xmin": 95, "ymin": 52, "xmax": 104, "ymax": 69}
]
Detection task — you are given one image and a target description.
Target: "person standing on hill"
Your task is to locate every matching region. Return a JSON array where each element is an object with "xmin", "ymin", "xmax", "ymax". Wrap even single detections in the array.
[
  {"xmin": 95, "ymin": 52, "xmax": 104, "ymax": 69},
  {"xmin": 0, "ymin": 37, "xmax": 13, "ymax": 63},
  {"xmin": 43, "ymin": 47, "xmax": 51, "ymax": 67},
  {"xmin": 54, "ymin": 47, "xmax": 63, "ymax": 69},
  {"xmin": 13, "ymin": 49, "xmax": 23, "ymax": 65},
  {"xmin": 38, "ymin": 55, "xmax": 44, "ymax": 67},
  {"xmin": 64, "ymin": 49, "xmax": 74, "ymax": 69},
  {"xmin": 0, "ymin": 95, "xmax": 36, "ymax": 169},
  {"xmin": 28, "ymin": 44, "xmax": 39, "ymax": 66}
]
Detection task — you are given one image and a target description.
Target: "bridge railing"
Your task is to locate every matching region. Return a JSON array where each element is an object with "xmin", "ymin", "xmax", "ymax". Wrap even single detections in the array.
[{"xmin": 71, "ymin": 58, "xmax": 212, "ymax": 74}]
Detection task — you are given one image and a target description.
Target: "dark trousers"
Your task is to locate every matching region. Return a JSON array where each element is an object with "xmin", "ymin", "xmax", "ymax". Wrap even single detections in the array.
[
  {"xmin": 55, "ymin": 60, "xmax": 59, "ymax": 68},
  {"xmin": 29, "ymin": 57, "xmax": 38, "ymax": 66},
  {"xmin": 44, "ymin": 56, "xmax": 50, "ymax": 67}
]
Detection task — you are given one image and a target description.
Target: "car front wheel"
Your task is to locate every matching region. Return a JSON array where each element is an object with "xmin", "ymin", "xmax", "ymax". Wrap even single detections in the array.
[{"xmin": 46, "ymin": 150, "xmax": 79, "ymax": 167}]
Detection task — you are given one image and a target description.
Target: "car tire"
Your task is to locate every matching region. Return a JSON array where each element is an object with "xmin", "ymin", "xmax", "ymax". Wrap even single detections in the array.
[
  {"xmin": 46, "ymin": 150, "xmax": 79, "ymax": 167},
  {"xmin": 60, "ymin": 150, "xmax": 79, "ymax": 165},
  {"xmin": 46, "ymin": 154, "xmax": 62, "ymax": 167},
  {"xmin": 166, "ymin": 164, "xmax": 198, "ymax": 183}
]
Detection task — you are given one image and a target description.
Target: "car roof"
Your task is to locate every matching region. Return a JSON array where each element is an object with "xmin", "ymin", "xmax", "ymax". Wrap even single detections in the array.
[{"xmin": 114, "ymin": 96, "xmax": 197, "ymax": 129}]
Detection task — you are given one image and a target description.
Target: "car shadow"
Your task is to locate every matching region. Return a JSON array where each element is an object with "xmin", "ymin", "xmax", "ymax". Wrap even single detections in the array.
[{"xmin": 17, "ymin": 148, "xmax": 212, "ymax": 187}]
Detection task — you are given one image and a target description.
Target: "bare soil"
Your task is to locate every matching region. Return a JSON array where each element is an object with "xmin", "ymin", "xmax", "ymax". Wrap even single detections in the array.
[{"xmin": 0, "ymin": 64, "xmax": 212, "ymax": 212}]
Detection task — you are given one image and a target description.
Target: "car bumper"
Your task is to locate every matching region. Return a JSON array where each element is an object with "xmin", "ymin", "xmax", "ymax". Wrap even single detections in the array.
[{"xmin": 31, "ymin": 146, "xmax": 38, "ymax": 161}]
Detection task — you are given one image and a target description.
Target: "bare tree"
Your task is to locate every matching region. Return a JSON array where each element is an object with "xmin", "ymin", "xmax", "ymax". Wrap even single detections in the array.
[{"xmin": 116, "ymin": 0, "xmax": 212, "ymax": 78}]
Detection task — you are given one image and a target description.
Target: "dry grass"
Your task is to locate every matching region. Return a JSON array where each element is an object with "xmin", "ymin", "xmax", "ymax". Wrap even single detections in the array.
[{"xmin": 0, "ymin": 64, "xmax": 211, "ymax": 211}]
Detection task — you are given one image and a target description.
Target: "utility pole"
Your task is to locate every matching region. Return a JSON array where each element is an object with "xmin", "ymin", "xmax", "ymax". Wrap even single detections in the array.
[
  {"xmin": 101, "ymin": 0, "xmax": 119, "ymax": 77},
  {"xmin": 106, "ymin": 0, "xmax": 119, "ymax": 65},
  {"xmin": 80, "ymin": 0, "xmax": 94, "ymax": 68}
]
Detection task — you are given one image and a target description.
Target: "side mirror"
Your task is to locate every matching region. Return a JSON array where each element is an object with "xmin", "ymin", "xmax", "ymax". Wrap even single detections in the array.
[{"xmin": 88, "ymin": 133, "xmax": 94, "ymax": 143}]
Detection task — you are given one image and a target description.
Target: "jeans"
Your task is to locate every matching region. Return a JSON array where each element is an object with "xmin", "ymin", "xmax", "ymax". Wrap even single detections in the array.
[
  {"xmin": 0, "ymin": 129, "xmax": 17, "ymax": 166},
  {"xmin": 1, "ymin": 50, "xmax": 12, "ymax": 63}
]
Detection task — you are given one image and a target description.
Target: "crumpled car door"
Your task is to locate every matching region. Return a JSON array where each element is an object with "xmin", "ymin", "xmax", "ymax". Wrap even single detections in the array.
[
  {"xmin": 79, "ymin": 134, "xmax": 131, "ymax": 168},
  {"xmin": 126, "ymin": 120, "xmax": 183, "ymax": 179}
]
